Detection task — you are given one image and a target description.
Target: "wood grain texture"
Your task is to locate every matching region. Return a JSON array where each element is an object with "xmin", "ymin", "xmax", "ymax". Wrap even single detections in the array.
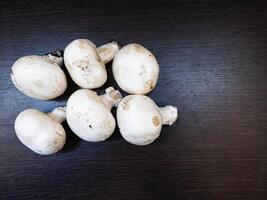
[{"xmin": 1, "ymin": 0, "xmax": 267, "ymax": 199}]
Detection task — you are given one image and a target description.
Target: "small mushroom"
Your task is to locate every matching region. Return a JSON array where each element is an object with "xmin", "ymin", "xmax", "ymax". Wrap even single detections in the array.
[
  {"xmin": 117, "ymin": 95, "xmax": 178, "ymax": 145},
  {"xmin": 14, "ymin": 106, "xmax": 66, "ymax": 155},
  {"xmin": 64, "ymin": 39, "xmax": 120, "ymax": 89},
  {"xmin": 42, "ymin": 49, "xmax": 64, "ymax": 66},
  {"xmin": 112, "ymin": 43, "xmax": 159, "ymax": 94},
  {"xmin": 66, "ymin": 87, "xmax": 122, "ymax": 142},
  {"xmin": 11, "ymin": 50, "xmax": 67, "ymax": 100},
  {"xmin": 97, "ymin": 41, "xmax": 121, "ymax": 64}
]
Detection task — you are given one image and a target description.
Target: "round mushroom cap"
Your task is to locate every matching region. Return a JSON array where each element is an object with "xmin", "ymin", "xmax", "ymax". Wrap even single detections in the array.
[
  {"xmin": 64, "ymin": 39, "xmax": 107, "ymax": 89},
  {"xmin": 11, "ymin": 55, "xmax": 67, "ymax": 100},
  {"xmin": 112, "ymin": 44, "xmax": 159, "ymax": 94},
  {"xmin": 117, "ymin": 95, "xmax": 162, "ymax": 145},
  {"xmin": 66, "ymin": 89, "xmax": 116, "ymax": 142},
  {"xmin": 15, "ymin": 109, "xmax": 66, "ymax": 155}
]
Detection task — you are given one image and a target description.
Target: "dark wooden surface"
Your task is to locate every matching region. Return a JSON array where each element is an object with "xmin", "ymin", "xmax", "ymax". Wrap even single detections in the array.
[{"xmin": 1, "ymin": 0, "xmax": 267, "ymax": 199}]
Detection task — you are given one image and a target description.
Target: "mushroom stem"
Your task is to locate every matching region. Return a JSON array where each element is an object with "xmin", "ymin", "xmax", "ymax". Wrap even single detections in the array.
[
  {"xmin": 42, "ymin": 49, "xmax": 64, "ymax": 66},
  {"xmin": 159, "ymin": 105, "xmax": 178, "ymax": 126},
  {"xmin": 97, "ymin": 41, "xmax": 120, "ymax": 64},
  {"xmin": 100, "ymin": 87, "xmax": 122, "ymax": 110},
  {"xmin": 47, "ymin": 106, "xmax": 66, "ymax": 123}
]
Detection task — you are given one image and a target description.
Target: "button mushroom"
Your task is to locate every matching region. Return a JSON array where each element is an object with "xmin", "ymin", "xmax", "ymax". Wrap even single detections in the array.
[
  {"xmin": 14, "ymin": 106, "xmax": 66, "ymax": 155},
  {"xmin": 66, "ymin": 87, "xmax": 122, "ymax": 142},
  {"xmin": 64, "ymin": 39, "xmax": 120, "ymax": 89},
  {"xmin": 42, "ymin": 49, "xmax": 64, "ymax": 66},
  {"xmin": 112, "ymin": 43, "xmax": 159, "ymax": 94},
  {"xmin": 11, "ymin": 50, "xmax": 67, "ymax": 100},
  {"xmin": 117, "ymin": 95, "xmax": 178, "ymax": 145}
]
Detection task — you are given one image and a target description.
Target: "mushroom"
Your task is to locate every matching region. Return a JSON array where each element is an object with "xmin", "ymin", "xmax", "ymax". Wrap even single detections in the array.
[
  {"xmin": 11, "ymin": 50, "xmax": 67, "ymax": 100},
  {"xmin": 64, "ymin": 39, "xmax": 120, "ymax": 89},
  {"xmin": 14, "ymin": 106, "xmax": 66, "ymax": 155},
  {"xmin": 42, "ymin": 49, "xmax": 64, "ymax": 66},
  {"xmin": 112, "ymin": 43, "xmax": 159, "ymax": 94},
  {"xmin": 116, "ymin": 95, "xmax": 178, "ymax": 145},
  {"xmin": 66, "ymin": 87, "xmax": 122, "ymax": 142},
  {"xmin": 97, "ymin": 41, "xmax": 121, "ymax": 64}
]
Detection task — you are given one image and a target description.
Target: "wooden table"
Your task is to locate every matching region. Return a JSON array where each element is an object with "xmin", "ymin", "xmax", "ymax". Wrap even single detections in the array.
[{"xmin": 1, "ymin": 1, "xmax": 267, "ymax": 199}]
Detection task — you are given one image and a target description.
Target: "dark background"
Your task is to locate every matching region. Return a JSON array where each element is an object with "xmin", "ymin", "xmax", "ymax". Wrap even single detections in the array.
[{"xmin": 1, "ymin": 0, "xmax": 267, "ymax": 199}]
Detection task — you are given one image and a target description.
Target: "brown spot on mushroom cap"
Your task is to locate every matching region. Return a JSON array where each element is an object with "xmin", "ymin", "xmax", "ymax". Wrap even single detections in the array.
[
  {"xmin": 73, "ymin": 60, "xmax": 91, "ymax": 71},
  {"xmin": 145, "ymin": 79, "xmax": 154, "ymax": 90},
  {"xmin": 122, "ymin": 96, "xmax": 133, "ymax": 110},
  {"xmin": 132, "ymin": 44, "xmax": 145, "ymax": 53},
  {"xmin": 152, "ymin": 116, "xmax": 160, "ymax": 126},
  {"xmin": 122, "ymin": 101, "xmax": 129, "ymax": 110}
]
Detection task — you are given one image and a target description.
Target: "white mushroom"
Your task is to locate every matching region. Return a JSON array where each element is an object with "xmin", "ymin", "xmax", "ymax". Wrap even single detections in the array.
[
  {"xmin": 64, "ymin": 39, "xmax": 120, "ymax": 89},
  {"xmin": 66, "ymin": 87, "xmax": 122, "ymax": 142},
  {"xmin": 14, "ymin": 106, "xmax": 66, "ymax": 155},
  {"xmin": 117, "ymin": 95, "xmax": 178, "ymax": 145},
  {"xmin": 112, "ymin": 43, "xmax": 159, "ymax": 94},
  {"xmin": 11, "ymin": 50, "xmax": 67, "ymax": 100}
]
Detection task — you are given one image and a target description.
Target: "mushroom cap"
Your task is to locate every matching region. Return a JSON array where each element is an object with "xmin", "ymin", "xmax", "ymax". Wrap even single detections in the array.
[
  {"xmin": 112, "ymin": 44, "xmax": 159, "ymax": 94},
  {"xmin": 64, "ymin": 39, "xmax": 107, "ymax": 89},
  {"xmin": 117, "ymin": 95, "xmax": 162, "ymax": 145},
  {"xmin": 11, "ymin": 56, "xmax": 67, "ymax": 100},
  {"xmin": 66, "ymin": 89, "xmax": 116, "ymax": 142},
  {"xmin": 14, "ymin": 109, "xmax": 66, "ymax": 155}
]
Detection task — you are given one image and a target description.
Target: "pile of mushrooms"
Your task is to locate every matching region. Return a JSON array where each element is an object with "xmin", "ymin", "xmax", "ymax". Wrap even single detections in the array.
[{"xmin": 11, "ymin": 39, "xmax": 178, "ymax": 155}]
